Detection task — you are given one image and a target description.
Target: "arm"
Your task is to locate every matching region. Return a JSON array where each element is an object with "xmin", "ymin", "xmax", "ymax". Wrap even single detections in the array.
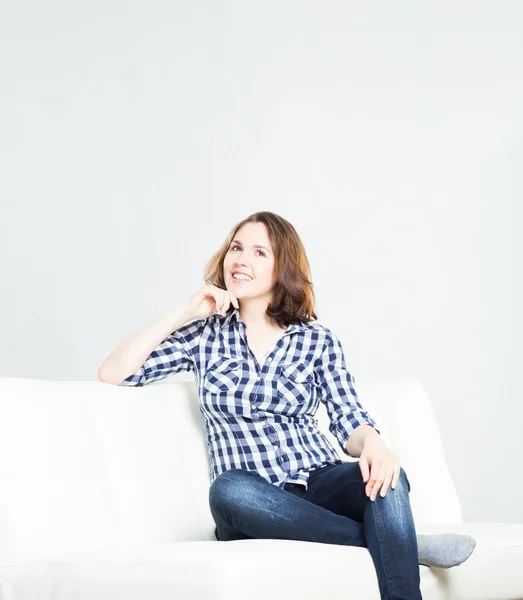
[
  {"xmin": 345, "ymin": 423, "xmax": 382, "ymax": 458},
  {"xmin": 97, "ymin": 303, "xmax": 205, "ymax": 386},
  {"xmin": 315, "ymin": 329, "xmax": 380, "ymax": 458}
]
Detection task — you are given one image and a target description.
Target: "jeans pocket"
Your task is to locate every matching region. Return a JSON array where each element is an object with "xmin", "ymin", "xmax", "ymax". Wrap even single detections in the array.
[{"xmin": 284, "ymin": 482, "xmax": 306, "ymax": 497}]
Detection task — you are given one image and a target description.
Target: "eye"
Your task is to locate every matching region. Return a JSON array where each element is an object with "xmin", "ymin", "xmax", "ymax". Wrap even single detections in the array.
[{"xmin": 230, "ymin": 245, "xmax": 266, "ymax": 257}]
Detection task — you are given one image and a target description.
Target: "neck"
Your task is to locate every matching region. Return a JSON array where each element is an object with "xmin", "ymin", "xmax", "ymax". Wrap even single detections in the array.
[{"xmin": 238, "ymin": 296, "xmax": 281, "ymax": 330}]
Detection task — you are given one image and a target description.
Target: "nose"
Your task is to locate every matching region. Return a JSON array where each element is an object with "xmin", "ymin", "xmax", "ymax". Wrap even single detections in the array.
[{"xmin": 233, "ymin": 256, "xmax": 249, "ymax": 269}]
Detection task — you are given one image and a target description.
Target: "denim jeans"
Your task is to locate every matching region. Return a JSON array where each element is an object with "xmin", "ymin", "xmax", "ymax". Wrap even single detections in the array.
[{"xmin": 209, "ymin": 461, "xmax": 422, "ymax": 600}]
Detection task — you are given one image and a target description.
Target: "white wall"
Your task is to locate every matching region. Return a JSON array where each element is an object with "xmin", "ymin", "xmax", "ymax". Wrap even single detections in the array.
[{"xmin": 1, "ymin": 1, "xmax": 522, "ymax": 524}]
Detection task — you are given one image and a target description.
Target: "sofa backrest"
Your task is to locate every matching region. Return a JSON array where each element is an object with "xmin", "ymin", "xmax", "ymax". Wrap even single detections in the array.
[{"xmin": 0, "ymin": 376, "xmax": 462, "ymax": 564}]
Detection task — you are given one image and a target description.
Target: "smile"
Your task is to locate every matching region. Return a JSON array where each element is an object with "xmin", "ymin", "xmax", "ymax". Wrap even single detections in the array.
[{"xmin": 231, "ymin": 273, "xmax": 253, "ymax": 283}]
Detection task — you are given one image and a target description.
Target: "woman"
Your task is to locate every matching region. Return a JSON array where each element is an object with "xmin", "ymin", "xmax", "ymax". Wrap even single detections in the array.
[{"xmin": 98, "ymin": 211, "xmax": 476, "ymax": 600}]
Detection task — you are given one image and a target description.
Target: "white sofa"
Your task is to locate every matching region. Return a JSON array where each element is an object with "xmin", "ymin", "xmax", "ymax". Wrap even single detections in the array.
[{"xmin": 0, "ymin": 376, "xmax": 522, "ymax": 600}]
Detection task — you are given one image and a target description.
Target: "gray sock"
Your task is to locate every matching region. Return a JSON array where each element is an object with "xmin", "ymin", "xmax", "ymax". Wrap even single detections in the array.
[{"xmin": 416, "ymin": 533, "xmax": 476, "ymax": 568}]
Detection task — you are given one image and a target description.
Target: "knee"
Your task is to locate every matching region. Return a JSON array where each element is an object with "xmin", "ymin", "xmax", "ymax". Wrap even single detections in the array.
[
  {"xmin": 209, "ymin": 468, "xmax": 252, "ymax": 509},
  {"xmin": 398, "ymin": 467, "xmax": 411, "ymax": 493}
]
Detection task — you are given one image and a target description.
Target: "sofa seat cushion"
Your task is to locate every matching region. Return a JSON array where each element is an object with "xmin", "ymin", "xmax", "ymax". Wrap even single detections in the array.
[
  {"xmin": 0, "ymin": 539, "xmax": 446, "ymax": 600},
  {"xmin": 414, "ymin": 522, "xmax": 523, "ymax": 600},
  {"xmin": 2, "ymin": 523, "xmax": 523, "ymax": 600}
]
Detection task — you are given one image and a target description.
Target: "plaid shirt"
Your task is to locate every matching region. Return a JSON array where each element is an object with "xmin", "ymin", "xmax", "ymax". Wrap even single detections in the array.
[{"xmin": 119, "ymin": 307, "xmax": 380, "ymax": 490}]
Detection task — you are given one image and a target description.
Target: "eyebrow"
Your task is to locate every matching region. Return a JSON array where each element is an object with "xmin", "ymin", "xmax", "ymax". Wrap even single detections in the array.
[{"xmin": 231, "ymin": 239, "xmax": 271, "ymax": 253}]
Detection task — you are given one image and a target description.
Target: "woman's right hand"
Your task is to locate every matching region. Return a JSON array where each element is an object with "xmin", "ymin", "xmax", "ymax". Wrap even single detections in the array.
[{"xmin": 184, "ymin": 284, "xmax": 240, "ymax": 320}]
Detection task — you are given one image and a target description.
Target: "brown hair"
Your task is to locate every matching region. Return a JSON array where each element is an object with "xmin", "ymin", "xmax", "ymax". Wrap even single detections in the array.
[{"xmin": 203, "ymin": 211, "xmax": 319, "ymax": 328}]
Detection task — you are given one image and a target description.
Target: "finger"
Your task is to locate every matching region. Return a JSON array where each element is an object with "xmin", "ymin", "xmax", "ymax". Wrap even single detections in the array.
[
  {"xmin": 366, "ymin": 460, "xmax": 381, "ymax": 496},
  {"xmin": 214, "ymin": 291, "xmax": 222, "ymax": 314},
  {"xmin": 225, "ymin": 291, "xmax": 235, "ymax": 312},
  {"xmin": 230, "ymin": 292, "xmax": 239, "ymax": 309},
  {"xmin": 379, "ymin": 463, "xmax": 395, "ymax": 498},
  {"xmin": 370, "ymin": 461, "xmax": 388, "ymax": 500},
  {"xmin": 359, "ymin": 456, "xmax": 370, "ymax": 483}
]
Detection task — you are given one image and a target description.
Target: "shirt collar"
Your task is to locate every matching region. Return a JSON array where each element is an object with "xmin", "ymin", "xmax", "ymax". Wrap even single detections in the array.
[{"xmin": 220, "ymin": 307, "xmax": 304, "ymax": 335}]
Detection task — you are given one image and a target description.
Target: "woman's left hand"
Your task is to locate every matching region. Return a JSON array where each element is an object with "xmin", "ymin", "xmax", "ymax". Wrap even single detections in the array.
[{"xmin": 359, "ymin": 437, "xmax": 401, "ymax": 501}]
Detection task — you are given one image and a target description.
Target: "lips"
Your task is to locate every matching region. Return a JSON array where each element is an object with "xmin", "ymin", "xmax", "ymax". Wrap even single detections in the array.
[{"xmin": 231, "ymin": 271, "xmax": 253, "ymax": 279}]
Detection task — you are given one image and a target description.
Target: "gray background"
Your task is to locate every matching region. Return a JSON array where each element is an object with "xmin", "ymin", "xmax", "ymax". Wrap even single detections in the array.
[{"xmin": 1, "ymin": 1, "xmax": 522, "ymax": 524}]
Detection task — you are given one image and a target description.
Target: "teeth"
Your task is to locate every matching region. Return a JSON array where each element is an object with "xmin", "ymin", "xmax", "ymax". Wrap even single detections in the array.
[{"xmin": 233, "ymin": 273, "xmax": 252, "ymax": 281}]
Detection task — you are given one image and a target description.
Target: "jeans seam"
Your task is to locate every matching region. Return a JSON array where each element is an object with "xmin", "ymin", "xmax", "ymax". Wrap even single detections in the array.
[{"xmin": 370, "ymin": 498, "xmax": 401, "ymax": 599}]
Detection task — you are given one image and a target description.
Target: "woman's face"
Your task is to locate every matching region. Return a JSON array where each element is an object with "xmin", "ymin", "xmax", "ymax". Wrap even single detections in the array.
[{"xmin": 223, "ymin": 222, "xmax": 277, "ymax": 301}]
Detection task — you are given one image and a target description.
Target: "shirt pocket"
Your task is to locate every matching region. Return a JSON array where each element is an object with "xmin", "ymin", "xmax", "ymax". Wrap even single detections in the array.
[
  {"xmin": 204, "ymin": 356, "xmax": 243, "ymax": 395},
  {"xmin": 276, "ymin": 362, "xmax": 315, "ymax": 405}
]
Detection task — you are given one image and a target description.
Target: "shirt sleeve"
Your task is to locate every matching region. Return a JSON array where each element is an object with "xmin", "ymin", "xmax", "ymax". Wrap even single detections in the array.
[
  {"xmin": 315, "ymin": 328, "xmax": 380, "ymax": 456},
  {"xmin": 117, "ymin": 317, "xmax": 207, "ymax": 387}
]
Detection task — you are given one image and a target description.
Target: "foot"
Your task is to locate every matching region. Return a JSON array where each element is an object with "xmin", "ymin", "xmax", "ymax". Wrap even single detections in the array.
[{"xmin": 416, "ymin": 533, "xmax": 476, "ymax": 568}]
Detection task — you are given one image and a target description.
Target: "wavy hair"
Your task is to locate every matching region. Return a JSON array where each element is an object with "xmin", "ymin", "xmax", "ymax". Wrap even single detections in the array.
[{"xmin": 203, "ymin": 211, "xmax": 318, "ymax": 328}]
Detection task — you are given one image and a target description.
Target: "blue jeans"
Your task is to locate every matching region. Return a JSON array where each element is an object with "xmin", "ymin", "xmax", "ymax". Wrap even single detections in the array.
[{"xmin": 209, "ymin": 461, "xmax": 422, "ymax": 600}]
